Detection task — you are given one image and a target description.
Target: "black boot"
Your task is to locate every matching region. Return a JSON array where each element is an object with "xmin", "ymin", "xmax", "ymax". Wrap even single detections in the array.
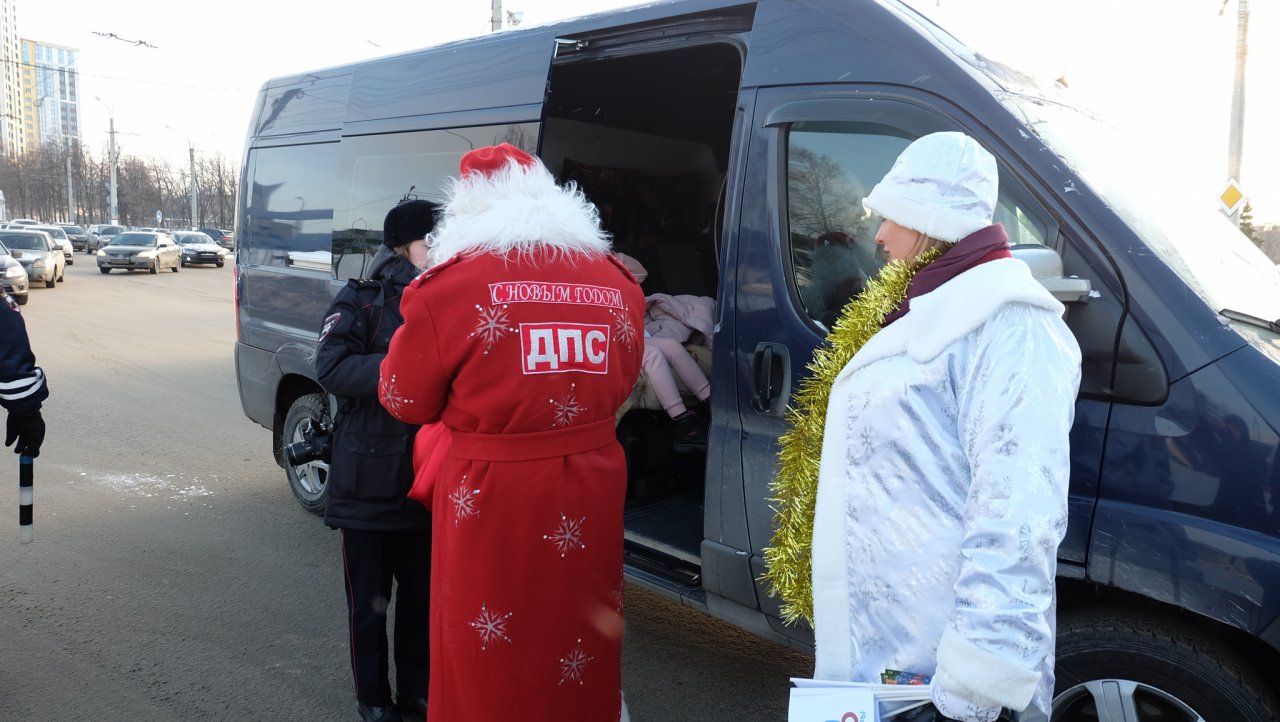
[
  {"xmin": 357, "ymin": 702, "xmax": 404, "ymax": 722},
  {"xmin": 671, "ymin": 410, "xmax": 708, "ymax": 453},
  {"xmin": 396, "ymin": 696, "xmax": 428, "ymax": 722}
]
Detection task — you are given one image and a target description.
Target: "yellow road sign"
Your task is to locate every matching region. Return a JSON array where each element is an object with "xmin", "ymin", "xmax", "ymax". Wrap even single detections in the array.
[{"xmin": 1220, "ymin": 179, "xmax": 1246, "ymax": 214}]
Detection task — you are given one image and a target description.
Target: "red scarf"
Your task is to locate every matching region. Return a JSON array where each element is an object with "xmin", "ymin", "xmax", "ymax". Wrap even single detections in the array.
[{"xmin": 881, "ymin": 224, "xmax": 1011, "ymax": 327}]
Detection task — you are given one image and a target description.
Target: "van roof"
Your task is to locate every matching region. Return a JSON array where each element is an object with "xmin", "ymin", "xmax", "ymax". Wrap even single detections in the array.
[{"xmin": 248, "ymin": 0, "xmax": 1061, "ymax": 149}]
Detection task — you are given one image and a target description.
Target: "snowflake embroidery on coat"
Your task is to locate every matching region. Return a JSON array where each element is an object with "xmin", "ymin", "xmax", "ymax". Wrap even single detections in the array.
[
  {"xmin": 379, "ymin": 373, "xmax": 414, "ymax": 417},
  {"xmin": 469, "ymin": 603, "xmax": 513, "ymax": 650},
  {"xmin": 470, "ymin": 304, "xmax": 511, "ymax": 353},
  {"xmin": 544, "ymin": 513, "xmax": 586, "ymax": 558},
  {"xmin": 558, "ymin": 639, "xmax": 594, "ymax": 685},
  {"xmin": 550, "ymin": 383, "xmax": 587, "ymax": 428},
  {"xmin": 611, "ymin": 309, "xmax": 637, "ymax": 351},
  {"xmin": 449, "ymin": 475, "xmax": 480, "ymax": 526}
]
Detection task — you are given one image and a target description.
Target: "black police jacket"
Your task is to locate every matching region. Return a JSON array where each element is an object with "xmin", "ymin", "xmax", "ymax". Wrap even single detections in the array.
[
  {"xmin": 0, "ymin": 294, "xmax": 48, "ymax": 416},
  {"xmin": 315, "ymin": 249, "xmax": 430, "ymax": 531}
]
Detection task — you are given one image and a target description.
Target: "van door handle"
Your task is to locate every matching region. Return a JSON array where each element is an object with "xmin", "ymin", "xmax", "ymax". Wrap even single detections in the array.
[{"xmin": 752, "ymin": 342, "xmax": 788, "ymax": 413}]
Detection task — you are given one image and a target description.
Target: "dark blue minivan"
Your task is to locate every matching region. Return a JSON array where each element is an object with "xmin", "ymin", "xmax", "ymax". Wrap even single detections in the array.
[{"xmin": 233, "ymin": 1, "xmax": 1280, "ymax": 718}]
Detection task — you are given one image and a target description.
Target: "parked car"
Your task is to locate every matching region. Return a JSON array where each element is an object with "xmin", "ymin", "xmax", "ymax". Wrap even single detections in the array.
[
  {"xmin": 0, "ymin": 240, "xmax": 30, "ymax": 305},
  {"xmin": 198, "ymin": 228, "xmax": 235, "ymax": 250},
  {"xmin": 7, "ymin": 219, "xmax": 39, "ymax": 227},
  {"xmin": 96, "ymin": 231, "xmax": 181, "ymax": 274},
  {"xmin": 29, "ymin": 225, "xmax": 74, "ymax": 265},
  {"xmin": 58, "ymin": 224, "xmax": 91, "ymax": 252},
  {"xmin": 88, "ymin": 224, "xmax": 124, "ymax": 252},
  {"xmin": 174, "ymin": 231, "xmax": 229, "ymax": 267},
  {"xmin": 234, "ymin": 2, "xmax": 1280, "ymax": 719},
  {"xmin": 0, "ymin": 229, "xmax": 64, "ymax": 288}
]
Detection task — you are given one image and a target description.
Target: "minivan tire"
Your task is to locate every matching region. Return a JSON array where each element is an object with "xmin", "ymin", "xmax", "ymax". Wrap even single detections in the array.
[
  {"xmin": 283, "ymin": 393, "xmax": 330, "ymax": 515},
  {"xmin": 1054, "ymin": 607, "xmax": 1280, "ymax": 722}
]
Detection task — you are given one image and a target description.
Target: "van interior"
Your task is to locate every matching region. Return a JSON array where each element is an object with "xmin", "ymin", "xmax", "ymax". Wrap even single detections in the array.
[{"xmin": 541, "ymin": 41, "xmax": 744, "ymax": 586}]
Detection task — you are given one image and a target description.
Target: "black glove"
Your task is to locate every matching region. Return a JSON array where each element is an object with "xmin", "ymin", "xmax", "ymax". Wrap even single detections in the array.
[{"xmin": 5, "ymin": 410, "xmax": 45, "ymax": 457}]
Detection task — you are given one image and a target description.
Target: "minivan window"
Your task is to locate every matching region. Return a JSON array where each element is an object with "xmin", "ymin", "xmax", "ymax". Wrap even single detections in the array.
[
  {"xmin": 243, "ymin": 143, "xmax": 339, "ymax": 270},
  {"xmin": 786, "ymin": 120, "xmax": 1051, "ymax": 328},
  {"xmin": 332, "ymin": 123, "xmax": 538, "ymax": 280}
]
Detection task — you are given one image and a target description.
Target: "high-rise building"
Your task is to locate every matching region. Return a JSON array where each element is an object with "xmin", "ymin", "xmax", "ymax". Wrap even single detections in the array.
[
  {"xmin": 0, "ymin": 0, "xmax": 21, "ymax": 155},
  {"xmin": 20, "ymin": 38, "xmax": 78, "ymax": 151}
]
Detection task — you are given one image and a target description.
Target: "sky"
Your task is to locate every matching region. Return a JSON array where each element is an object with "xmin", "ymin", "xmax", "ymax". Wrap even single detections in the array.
[{"xmin": 19, "ymin": 0, "xmax": 1279, "ymax": 223}]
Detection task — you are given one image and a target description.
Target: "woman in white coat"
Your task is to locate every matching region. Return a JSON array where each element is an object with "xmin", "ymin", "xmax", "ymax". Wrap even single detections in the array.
[{"xmin": 769, "ymin": 132, "xmax": 1081, "ymax": 722}]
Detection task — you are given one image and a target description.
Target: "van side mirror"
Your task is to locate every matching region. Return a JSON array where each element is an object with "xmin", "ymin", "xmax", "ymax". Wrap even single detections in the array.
[{"xmin": 1011, "ymin": 245, "xmax": 1093, "ymax": 304}]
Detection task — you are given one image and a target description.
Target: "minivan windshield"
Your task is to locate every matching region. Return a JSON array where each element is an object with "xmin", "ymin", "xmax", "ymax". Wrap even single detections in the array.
[
  {"xmin": 1001, "ymin": 95, "xmax": 1280, "ymax": 325},
  {"xmin": 890, "ymin": 0, "xmax": 1280, "ymax": 325}
]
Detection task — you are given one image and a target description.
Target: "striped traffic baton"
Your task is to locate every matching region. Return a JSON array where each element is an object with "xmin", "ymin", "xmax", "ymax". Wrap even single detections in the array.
[{"xmin": 19, "ymin": 454, "xmax": 32, "ymax": 543}]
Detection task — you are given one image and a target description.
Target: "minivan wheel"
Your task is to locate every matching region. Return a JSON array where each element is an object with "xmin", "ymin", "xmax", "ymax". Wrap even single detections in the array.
[
  {"xmin": 1054, "ymin": 608, "xmax": 1279, "ymax": 722},
  {"xmin": 283, "ymin": 393, "xmax": 330, "ymax": 515}
]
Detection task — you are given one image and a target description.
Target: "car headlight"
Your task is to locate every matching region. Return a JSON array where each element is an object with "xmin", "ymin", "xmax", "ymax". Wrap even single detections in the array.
[
  {"xmin": 4, "ymin": 265, "xmax": 23, "ymax": 278},
  {"xmin": 32, "ymin": 259, "xmax": 47, "ymax": 269},
  {"xmin": 96, "ymin": 249, "xmax": 106, "ymax": 256},
  {"xmin": 136, "ymin": 251, "xmax": 157, "ymax": 259}
]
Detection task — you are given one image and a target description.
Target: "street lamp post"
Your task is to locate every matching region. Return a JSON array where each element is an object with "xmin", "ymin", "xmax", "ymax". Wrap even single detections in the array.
[{"xmin": 95, "ymin": 97, "xmax": 119, "ymax": 226}]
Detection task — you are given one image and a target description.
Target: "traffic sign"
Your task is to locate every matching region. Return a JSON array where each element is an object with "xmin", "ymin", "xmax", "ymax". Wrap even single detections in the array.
[
  {"xmin": 1219, "ymin": 179, "xmax": 1246, "ymax": 215},
  {"xmin": 156, "ymin": 210, "xmax": 164, "ymax": 223}
]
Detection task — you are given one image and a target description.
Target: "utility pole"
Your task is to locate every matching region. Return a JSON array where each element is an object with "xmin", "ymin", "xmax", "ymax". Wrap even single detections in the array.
[
  {"xmin": 189, "ymin": 145, "xmax": 198, "ymax": 229},
  {"xmin": 491, "ymin": 0, "xmax": 502, "ymax": 31},
  {"xmin": 107, "ymin": 116, "xmax": 119, "ymax": 225},
  {"xmin": 1226, "ymin": 0, "xmax": 1249, "ymax": 226},
  {"xmin": 66, "ymin": 150, "xmax": 74, "ymax": 223}
]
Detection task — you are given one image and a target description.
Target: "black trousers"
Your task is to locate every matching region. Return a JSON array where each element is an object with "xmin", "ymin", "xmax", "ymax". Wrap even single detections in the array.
[{"xmin": 340, "ymin": 528, "xmax": 431, "ymax": 707}]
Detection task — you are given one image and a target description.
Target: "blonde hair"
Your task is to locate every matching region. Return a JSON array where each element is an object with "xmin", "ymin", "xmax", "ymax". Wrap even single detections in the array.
[{"xmin": 906, "ymin": 230, "xmax": 953, "ymax": 262}]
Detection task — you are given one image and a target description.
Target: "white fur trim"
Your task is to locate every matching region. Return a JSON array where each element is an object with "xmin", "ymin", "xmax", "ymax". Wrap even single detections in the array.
[
  {"xmin": 428, "ymin": 158, "xmax": 610, "ymax": 265},
  {"xmin": 839, "ymin": 258, "xmax": 1064, "ymax": 376},
  {"xmin": 935, "ymin": 627, "xmax": 1040, "ymax": 710},
  {"xmin": 811, "ymin": 380, "xmax": 854, "ymax": 679},
  {"xmin": 863, "ymin": 186, "xmax": 989, "ymax": 244}
]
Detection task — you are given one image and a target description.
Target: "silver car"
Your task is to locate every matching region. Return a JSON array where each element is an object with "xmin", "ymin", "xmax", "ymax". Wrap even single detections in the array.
[
  {"xmin": 29, "ymin": 225, "xmax": 74, "ymax": 265},
  {"xmin": 0, "ymin": 240, "xmax": 30, "ymax": 305},
  {"xmin": 0, "ymin": 229, "xmax": 65, "ymax": 288},
  {"xmin": 96, "ymin": 231, "xmax": 182, "ymax": 274},
  {"xmin": 174, "ymin": 232, "xmax": 229, "ymax": 267}
]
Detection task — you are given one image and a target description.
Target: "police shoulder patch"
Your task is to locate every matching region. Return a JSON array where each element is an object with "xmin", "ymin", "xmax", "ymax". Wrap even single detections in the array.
[
  {"xmin": 2, "ymin": 294, "xmax": 18, "ymax": 313},
  {"xmin": 319, "ymin": 312, "xmax": 341, "ymax": 342}
]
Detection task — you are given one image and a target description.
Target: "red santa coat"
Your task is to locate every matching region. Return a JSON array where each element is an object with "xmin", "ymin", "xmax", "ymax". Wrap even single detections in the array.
[{"xmin": 381, "ymin": 247, "xmax": 644, "ymax": 722}]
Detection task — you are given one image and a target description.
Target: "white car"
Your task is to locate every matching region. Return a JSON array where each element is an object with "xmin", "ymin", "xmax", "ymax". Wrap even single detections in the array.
[
  {"xmin": 0, "ymin": 241, "xmax": 30, "ymax": 305},
  {"xmin": 0, "ymin": 229, "xmax": 65, "ymax": 288},
  {"xmin": 29, "ymin": 225, "xmax": 74, "ymax": 265}
]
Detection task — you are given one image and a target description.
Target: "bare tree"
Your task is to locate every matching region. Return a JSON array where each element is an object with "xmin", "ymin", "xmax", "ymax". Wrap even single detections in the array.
[
  {"xmin": 0, "ymin": 145, "xmax": 238, "ymax": 229},
  {"xmin": 788, "ymin": 146, "xmax": 861, "ymax": 238}
]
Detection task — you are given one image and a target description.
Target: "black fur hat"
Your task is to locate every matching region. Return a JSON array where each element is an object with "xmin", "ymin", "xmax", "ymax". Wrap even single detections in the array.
[{"xmin": 383, "ymin": 199, "xmax": 440, "ymax": 248}]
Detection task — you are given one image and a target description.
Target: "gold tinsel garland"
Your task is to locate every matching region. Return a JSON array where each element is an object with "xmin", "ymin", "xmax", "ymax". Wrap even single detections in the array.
[{"xmin": 762, "ymin": 247, "xmax": 942, "ymax": 625}]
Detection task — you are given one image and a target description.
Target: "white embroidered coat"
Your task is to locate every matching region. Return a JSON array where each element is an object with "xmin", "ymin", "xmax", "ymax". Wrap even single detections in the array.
[{"xmin": 811, "ymin": 257, "xmax": 1082, "ymax": 718}]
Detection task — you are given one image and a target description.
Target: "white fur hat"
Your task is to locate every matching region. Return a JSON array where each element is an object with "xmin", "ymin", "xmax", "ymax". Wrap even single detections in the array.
[{"xmin": 863, "ymin": 132, "xmax": 998, "ymax": 243}]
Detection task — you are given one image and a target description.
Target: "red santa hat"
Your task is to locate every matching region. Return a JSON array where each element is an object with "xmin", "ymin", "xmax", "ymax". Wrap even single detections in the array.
[
  {"xmin": 460, "ymin": 143, "xmax": 537, "ymax": 179},
  {"xmin": 428, "ymin": 144, "xmax": 612, "ymax": 265}
]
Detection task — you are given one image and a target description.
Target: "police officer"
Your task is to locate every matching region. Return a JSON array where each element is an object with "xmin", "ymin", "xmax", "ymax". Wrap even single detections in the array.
[
  {"xmin": 1, "ymin": 291, "xmax": 47, "ymax": 459},
  {"xmin": 316, "ymin": 200, "xmax": 438, "ymax": 722}
]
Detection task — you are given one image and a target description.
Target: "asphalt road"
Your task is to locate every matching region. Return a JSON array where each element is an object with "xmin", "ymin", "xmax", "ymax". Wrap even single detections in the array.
[{"xmin": 0, "ymin": 254, "xmax": 812, "ymax": 721}]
